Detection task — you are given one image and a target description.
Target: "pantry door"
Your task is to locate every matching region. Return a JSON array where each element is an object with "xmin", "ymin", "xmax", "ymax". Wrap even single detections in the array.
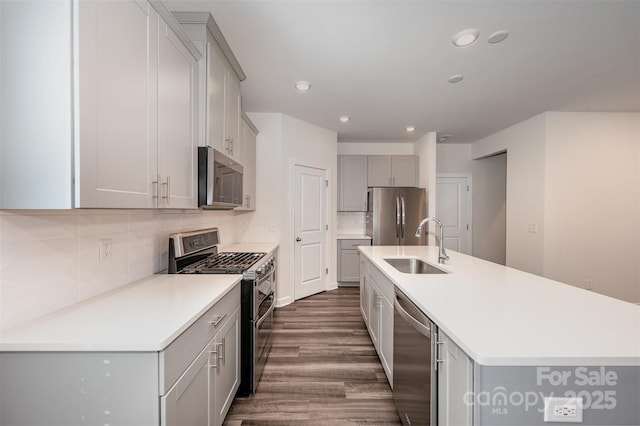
[
  {"xmin": 293, "ymin": 164, "xmax": 328, "ymax": 300},
  {"xmin": 436, "ymin": 174, "xmax": 472, "ymax": 254}
]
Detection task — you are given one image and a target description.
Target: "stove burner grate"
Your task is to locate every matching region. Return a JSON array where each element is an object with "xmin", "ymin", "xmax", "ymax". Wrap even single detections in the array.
[{"xmin": 181, "ymin": 252, "xmax": 265, "ymax": 274}]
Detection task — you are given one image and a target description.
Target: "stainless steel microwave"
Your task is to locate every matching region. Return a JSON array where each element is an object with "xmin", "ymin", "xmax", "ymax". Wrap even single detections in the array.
[{"xmin": 198, "ymin": 146, "xmax": 243, "ymax": 209}]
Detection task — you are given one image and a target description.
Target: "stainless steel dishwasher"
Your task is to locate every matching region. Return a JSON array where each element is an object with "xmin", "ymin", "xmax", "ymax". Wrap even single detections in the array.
[{"xmin": 393, "ymin": 288, "xmax": 437, "ymax": 425}]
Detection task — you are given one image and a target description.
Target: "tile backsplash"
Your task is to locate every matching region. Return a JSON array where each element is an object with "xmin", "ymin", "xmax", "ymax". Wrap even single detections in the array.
[
  {"xmin": 337, "ymin": 212, "xmax": 367, "ymax": 235},
  {"xmin": 0, "ymin": 209, "xmax": 237, "ymax": 331}
]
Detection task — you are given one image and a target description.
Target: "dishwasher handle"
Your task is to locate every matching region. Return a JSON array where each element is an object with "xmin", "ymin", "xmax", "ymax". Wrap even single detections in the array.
[{"xmin": 394, "ymin": 290, "xmax": 432, "ymax": 338}]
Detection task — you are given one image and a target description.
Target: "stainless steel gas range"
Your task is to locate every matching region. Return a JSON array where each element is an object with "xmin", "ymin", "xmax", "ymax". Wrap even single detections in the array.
[{"xmin": 168, "ymin": 228, "xmax": 275, "ymax": 396}]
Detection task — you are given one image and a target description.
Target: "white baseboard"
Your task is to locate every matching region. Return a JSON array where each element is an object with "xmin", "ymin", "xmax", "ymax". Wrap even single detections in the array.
[{"xmin": 276, "ymin": 295, "xmax": 293, "ymax": 308}]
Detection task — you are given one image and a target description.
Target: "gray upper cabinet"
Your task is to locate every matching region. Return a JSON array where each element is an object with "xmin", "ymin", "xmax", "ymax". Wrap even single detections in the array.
[
  {"xmin": 338, "ymin": 155, "xmax": 368, "ymax": 211},
  {"xmin": 0, "ymin": 0, "xmax": 200, "ymax": 209},
  {"xmin": 236, "ymin": 113, "xmax": 258, "ymax": 211},
  {"xmin": 173, "ymin": 12, "xmax": 247, "ymax": 165},
  {"xmin": 367, "ymin": 155, "xmax": 419, "ymax": 187}
]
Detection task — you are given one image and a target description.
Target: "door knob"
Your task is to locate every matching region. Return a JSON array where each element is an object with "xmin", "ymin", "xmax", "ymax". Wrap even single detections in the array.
[{"xmin": 296, "ymin": 237, "xmax": 301, "ymax": 242}]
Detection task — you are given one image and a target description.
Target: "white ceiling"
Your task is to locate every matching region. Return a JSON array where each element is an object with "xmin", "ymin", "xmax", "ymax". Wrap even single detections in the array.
[{"xmin": 164, "ymin": 0, "xmax": 640, "ymax": 144}]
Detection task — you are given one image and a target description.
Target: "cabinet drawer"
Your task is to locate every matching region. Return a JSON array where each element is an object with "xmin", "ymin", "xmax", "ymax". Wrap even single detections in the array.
[
  {"xmin": 159, "ymin": 283, "xmax": 240, "ymax": 394},
  {"xmin": 340, "ymin": 239, "xmax": 371, "ymax": 250}
]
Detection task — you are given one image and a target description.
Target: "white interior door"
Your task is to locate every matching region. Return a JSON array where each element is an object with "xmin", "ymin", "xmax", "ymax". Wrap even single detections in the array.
[
  {"xmin": 436, "ymin": 175, "xmax": 471, "ymax": 254},
  {"xmin": 294, "ymin": 165, "xmax": 327, "ymax": 300}
]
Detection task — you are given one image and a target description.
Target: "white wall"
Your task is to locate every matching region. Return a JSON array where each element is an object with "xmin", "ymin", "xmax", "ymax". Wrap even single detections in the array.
[
  {"xmin": 337, "ymin": 142, "xmax": 415, "ymax": 155},
  {"xmin": 437, "ymin": 144, "xmax": 472, "ymax": 173},
  {"xmin": 469, "ymin": 111, "xmax": 640, "ymax": 303},
  {"xmin": 414, "ymin": 132, "xmax": 438, "ymax": 244},
  {"xmin": 472, "ymin": 113, "xmax": 547, "ymax": 275},
  {"xmin": 0, "ymin": 209, "xmax": 237, "ymax": 330},
  {"xmin": 238, "ymin": 113, "xmax": 338, "ymax": 307},
  {"xmin": 543, "ymin": 112, "xmax": 639, "ymax": 302}
]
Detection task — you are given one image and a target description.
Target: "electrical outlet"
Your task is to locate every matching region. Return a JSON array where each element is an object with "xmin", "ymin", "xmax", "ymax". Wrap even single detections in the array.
[
  {"xmin": 99, "ymin": 239, "xmax": 112, "ymax": 263},
  {"xmin": 585, "ymin": 278, "xmax": 593, "ymax": 290},
  {"xmin": 544, "ymin": 397, "xmax": 583, "ymax": 423}
]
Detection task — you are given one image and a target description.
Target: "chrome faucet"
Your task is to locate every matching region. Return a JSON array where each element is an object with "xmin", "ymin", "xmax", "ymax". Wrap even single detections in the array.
[{"xmin": 415, "ymin": 217, "xmax": 449, "ymax": 264}]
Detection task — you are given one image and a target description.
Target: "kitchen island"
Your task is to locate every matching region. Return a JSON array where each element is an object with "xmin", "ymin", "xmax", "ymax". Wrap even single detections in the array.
[{"xmin": 359, "ymin": 245, "xmax": 640, "ymax": 425}]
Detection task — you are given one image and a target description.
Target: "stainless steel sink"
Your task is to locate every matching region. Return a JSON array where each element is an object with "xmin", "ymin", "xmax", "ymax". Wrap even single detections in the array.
[{"xmin": 384, "ymin": 258, "xmax": 448, "ymax": 274}]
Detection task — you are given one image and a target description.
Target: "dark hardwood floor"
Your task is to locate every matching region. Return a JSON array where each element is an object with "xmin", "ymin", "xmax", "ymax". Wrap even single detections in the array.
[{"xmin": 224, "ymin": 287, "xmax": 402, "ymax": 425}]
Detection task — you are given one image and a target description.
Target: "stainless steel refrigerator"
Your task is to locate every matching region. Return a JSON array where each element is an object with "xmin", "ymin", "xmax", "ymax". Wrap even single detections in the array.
[{"xmin": 366, "ymin": 187, "xmax": 427, "ymax": 245}]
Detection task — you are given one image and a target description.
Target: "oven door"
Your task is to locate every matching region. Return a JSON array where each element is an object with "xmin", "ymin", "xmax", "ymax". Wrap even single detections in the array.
[{"xmin": 253, "ymin": 291, "xmax": 275, "ymax": 392}]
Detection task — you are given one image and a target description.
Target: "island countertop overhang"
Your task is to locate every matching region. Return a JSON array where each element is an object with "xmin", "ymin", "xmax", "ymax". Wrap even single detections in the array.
[{"xmin": 358, "ymin": 245, "xmax": 640, "ymax": 367}]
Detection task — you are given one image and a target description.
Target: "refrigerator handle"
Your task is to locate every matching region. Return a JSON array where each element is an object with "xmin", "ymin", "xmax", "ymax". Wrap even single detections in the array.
[
  {"xmin": 395, "ymin": 196, "xmax": 401, "ymax": 238},
  {"xmin": 401, "ymin": 196, "xmax": 406, "ymax": 238}
]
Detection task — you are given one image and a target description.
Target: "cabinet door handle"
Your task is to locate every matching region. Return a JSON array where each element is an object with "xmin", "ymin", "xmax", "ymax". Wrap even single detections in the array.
[
  {"xmin": 152, "ymin": 175, "xmax": 160, "ymax": 207},
  {"xmin": 435, "ymin": 340, "xmax": 445, "ymax": 370},
  {"xmin": 219, "ymin": 338, "xmax": 225, "ymax": 364},
  {"xmin": 209, "ymin": 313, "xmax": 227, "ymax": 327},
  {"xmin": 165, "ymin": 176, "xmax": 171, "ymax": 207},
  {"xmin": 209, "ymin": 346, "xmax": 219, "ymax": 370},
  {"xmin": 161, "ymin": 175, "xmax": 169, "ymax": 206}
]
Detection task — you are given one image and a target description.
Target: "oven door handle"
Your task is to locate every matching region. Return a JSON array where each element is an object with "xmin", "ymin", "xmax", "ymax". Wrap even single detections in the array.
[
  {"xmin": 256, "ymin": 266, "xmax": 276, "ymax": 286},
  {"xmin": 255, "ymin": 293, "xmax": 275, "ymax": 329}
]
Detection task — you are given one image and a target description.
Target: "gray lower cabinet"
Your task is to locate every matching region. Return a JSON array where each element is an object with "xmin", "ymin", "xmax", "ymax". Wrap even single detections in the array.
[
  {"xmin": 338, "ymin": 239, "xmax": 371, "ymax": 284},
  {"xmin": 0, "ymin": 285, "xmax": 240, "ymax": 426},
  {"xmin": 437, "ymin": 329, "xmax": 473, "ymax": 426},
  {"xmin": 360, "ymin": 259, "xmax": 394, "ymax": 385},
  {"xmin": 162, "ymin": 307, "xmax": 239, "ymax": 426},
  {"xmin": 359, "ymin": 258, "xmax": 472, "ymax": 423},
  {"xmin": 359, "ymin": 256, "xmax": 370, "ymax": 324}
]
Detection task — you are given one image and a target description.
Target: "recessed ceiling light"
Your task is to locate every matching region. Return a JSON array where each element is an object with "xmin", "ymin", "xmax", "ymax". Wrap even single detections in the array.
[
  {"xmin": 339, "ymin": 116, "xmax": 351, "ymax": 123},
  {"xmin": 294, "ymin": 81, "xmax": 311, "ymax": 91},
  {"xmin": 438, "ymin": 134, "xmax": 452, "ymax": 142},
  {"xmin": 405, "ymin": 126, "xmax": 416, "ymax": 132},
  {"xmin": 488, "ymin": 30, "xmax": 509, "ymax": 44},
  {"xmin": 448, "ymin": 75, "xmax": 464, "ymax": 84},
  {"xmin": 452, "ymin": 29, "xmax": 479, "ymax": 47}
]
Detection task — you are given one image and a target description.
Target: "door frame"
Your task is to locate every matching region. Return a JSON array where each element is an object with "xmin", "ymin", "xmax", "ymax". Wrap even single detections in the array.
[
  {"xmin": 289, "ymin": 159, "xmax": 331, "ymax": 301},
  {"xmin": 436, "ymin": 173, "xmax": 473, "ymax": 255}
]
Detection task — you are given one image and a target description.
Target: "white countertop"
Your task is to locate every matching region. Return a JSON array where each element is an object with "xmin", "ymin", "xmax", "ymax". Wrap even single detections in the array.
[
  {"xmin": 0, "ymin": 274, "xmax": 241, "ymax": 352},
  {"xmin": 359, "ymin": 245, "xmax": 640, "ymax": 366},
  {"xmin": 0, "ymin": 242, "xmax": 279, "ymax": 352},
  {"xmin": 337, "ymin": 234, "xmax": 371, "ymax": 240}
]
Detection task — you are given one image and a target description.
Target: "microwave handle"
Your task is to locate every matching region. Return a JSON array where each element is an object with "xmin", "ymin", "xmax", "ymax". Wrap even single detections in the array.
[{"xmin": 206, "ymin": 147, "xmax": 214, "ymax": 205}]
